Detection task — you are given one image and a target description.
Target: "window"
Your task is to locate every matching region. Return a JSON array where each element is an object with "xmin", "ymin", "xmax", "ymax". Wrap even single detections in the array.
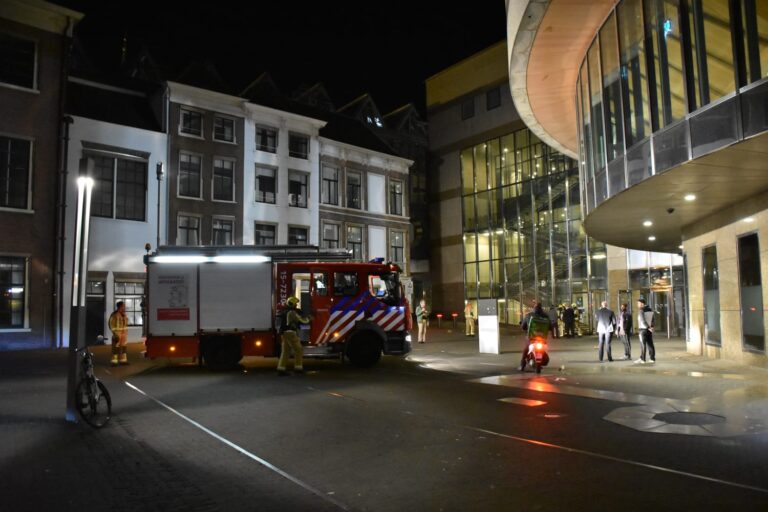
[
  {"xmin": 180, "ymin": 108, "xmax": 203, "ymax": 137},
  {"xmin": 213, "ymin": 158, "xmax": 235, "ymax": 202},
  {"xmin": 114, "ymin": 281, "xmax": 144, "ymax": 326},
  {"xmin": 212, "ymin": 218, "xmax": 234, "ymax": 245},
  {"xmin": 390, "ymin": 230, "xmax": 405, "ymax": 265},
  {"xmin": 254, "ymin": 223, "xmax": 276, "ymax": 245},
  {"xmin": 687, "ymin": 0, "xmax": 735, "ymax": 107},
  {"xmin": 322, "ymin": 222, "xmax": 339, "ymax": 248},
  {"xmin": 334, "ymin": 272, "xmax": 359, "ymax": 296},
  {"xmin": 0, "ymin": 33, "xmax": 35, "ymax": 89},
  {"xmin": 702, "ymin": 245, "xmax": 720, "ymax": 345},
  {"xmin": 321, "ymin": 165, "xmax": 339, "ymax": 205},
  {"xmin": 213, "ymin": 116, "xmax": 235, "ymax": 142},
  {"xmin": 87, "ymin": 280, "xmax": 105, "ymax": 296},
  {"xmin": 347, "ymin": 171, "xmax": 362, "ymax": 209},
  {"xmin": 88, "ymin": 153, "xmax": 147, "ymax": 221},
  {"xmin": 740, "ymin": 0, "xmax": 768, "ymax": 84},
  {"xmin": 177, "ymin": 214, "xmax": 200, "ymax": 246},
  {"xmin": 256, "ymin": 126, "xmax": 277, "ymax": 153},
  {"xmin": 255, "ymin": 165, "xmax": 276, "ymax": 204},
  {"xmin": 313, "ymin": 272, "xmax": 328, "ymax": 296},
  {"xmin": 0, "ymin": 256, "xmax": 25, "ymax": 328},
  {"xmin": 288, "ymin": 226, "xmax": 308, "ymax": 246},
  {"xmin": 0, "ymin": 136, "xmax": 31, "ymax": 210},
  {"xmin": 486, "ymin": 87, "xmax": 501, "ymax": 110},
  {"xmin": 178, "ymin": 152, "xmax": 202, "ymax": 198},
  {"xmin": 600, "ymin": 12, "xmax": 625, "ymax": 162},
  {"xmin": 618, "ymin": 0, "xmax": 652, "ymax": 147},
  {"xmin": 461, "ymin": 98, "xmax": 475, "ymax": 120},
  {"xmin": 389, "ymin": 179, "xmax": 403, "ymax": 215},
  {"xmin": 288, "ymin": 171, "xmax": 308, "ymax": 208},
  {"xmin": 289, "ymin": 133, "xmax": 309, "ymax": 159},
  {"xmin": 347, "ymin": 225, "xmax": 363, "ymax": 260},
  {"xmin": 738, "ymin": 233, "xmax": 764, "ymax": 352}
]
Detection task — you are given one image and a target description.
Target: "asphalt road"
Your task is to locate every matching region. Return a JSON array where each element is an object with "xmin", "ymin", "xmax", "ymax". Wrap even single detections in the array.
[{"xmin": 3, "ymin": 334, "xmax": 768, "ymax": 511}]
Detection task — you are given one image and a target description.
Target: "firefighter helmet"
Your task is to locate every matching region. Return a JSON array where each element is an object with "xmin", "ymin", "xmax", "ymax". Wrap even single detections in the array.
[{"xmin": 286, "ymin": 296, "xmax": 299, "ymax": 308}]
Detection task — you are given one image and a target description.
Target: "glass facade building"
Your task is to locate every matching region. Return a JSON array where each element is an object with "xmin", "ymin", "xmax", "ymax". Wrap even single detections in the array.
[
  {"xmin": 578, "ymin": 0, "xmax": 768, "ymax": 213},
  {"xmin": 460, "ymin": 127, "xmax": 608, "ymax": 325}
]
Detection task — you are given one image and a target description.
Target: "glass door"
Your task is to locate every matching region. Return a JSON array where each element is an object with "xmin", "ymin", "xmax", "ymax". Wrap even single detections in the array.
[{"xmin": 651, "ymin": 290, "xmax": 669, "ymax": 338}]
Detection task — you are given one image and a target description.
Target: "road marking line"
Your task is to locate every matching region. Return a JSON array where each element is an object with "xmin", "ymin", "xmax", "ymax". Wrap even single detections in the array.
[
  {"xmin": 467, "ymin": 426, "xmax": 768, "ymax": 495},
  {"xmin": 125, "ymin": 381, "xmax": 349, "ymax": 511}
]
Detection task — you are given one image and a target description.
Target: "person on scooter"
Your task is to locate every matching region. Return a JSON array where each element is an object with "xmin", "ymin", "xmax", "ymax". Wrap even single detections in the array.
[{"xmin": 519, "ymin": 302, "xmax": 550, "ymax": 371}]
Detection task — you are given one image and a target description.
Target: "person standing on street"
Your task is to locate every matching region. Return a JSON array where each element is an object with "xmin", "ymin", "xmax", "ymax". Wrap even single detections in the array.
[
  {"xmin": 277, "ymin": 296, "xmax": 311, "ymax": 376},
  {"xmin": 109, "ymin": 301, "xmax": 129, "ymax": 366},
  {"xmin": 464, "ymin": 302, "xmax": 475, "ymax": 336},
  {"xmin": 635, "ymin": 298, "xmax": 655, "ymax": 364},
  {"xmin": 616, "ymin": 303, "xmax": 632, "ymax": 360},
  {"xmin": 563, "ymin": 304, "xmax": 575, "ymax": 338},
  {"xmin": 547, "ymin": 305, "xmax": 559, "ymax": 338},
  {"xmin": 595, "ymin": 301, "xmax": 616, "ymax": 362},
  {"xmin": 416, "ymin": 299, "xmax": 429, "ymax": 343}
]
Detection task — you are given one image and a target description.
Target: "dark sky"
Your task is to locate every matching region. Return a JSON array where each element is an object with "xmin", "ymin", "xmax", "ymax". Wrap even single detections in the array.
[{"xmin": 54, "ymin": 0, "xmax": 507, "ymax": 116}]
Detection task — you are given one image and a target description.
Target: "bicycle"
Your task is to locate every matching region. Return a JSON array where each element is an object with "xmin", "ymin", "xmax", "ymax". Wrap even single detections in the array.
[{"xmin": 75, "ymin": 348, "xmax": 112, "ymax": 428}]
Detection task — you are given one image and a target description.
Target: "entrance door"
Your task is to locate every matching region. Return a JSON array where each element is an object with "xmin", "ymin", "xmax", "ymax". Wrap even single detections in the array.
[
  {"xmin": 652, "ymin": 290, "xmax": 670, "ymax": 338},
  {"xmin": 85, "ymin": 296, "xmax": 105, "ymax": 345}
]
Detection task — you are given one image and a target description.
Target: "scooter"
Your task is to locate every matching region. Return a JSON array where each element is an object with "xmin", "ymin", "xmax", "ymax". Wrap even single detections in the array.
[{"xmin": 525, "ymin": 336, "xmax": 550, "ymax": 374}]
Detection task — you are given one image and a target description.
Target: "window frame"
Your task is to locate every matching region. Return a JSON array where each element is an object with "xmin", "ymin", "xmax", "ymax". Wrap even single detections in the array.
[
  {"xmin": 321, "ymin": 164, "xmax": 339, "ymax": 205},
  {"xmin": 113, "ymin": 280, "xmax": 145, "ymax": 327},
  {"xmin": 0, "ymin": 254, "xmax": 28, "ymax": 330},
  {"xmin": 177, "ymin": 213, "xmax": 202, "ymax": 246},
  {"xmin": 254, "ymin": 222, "xmax": 277, "ymax": 245},
  {"xmin": 289, "ymin": 132, "xmax": 310, "ymax": 159},
  {"xmin": 346, "ymin": 223, "xmax": 365, "ymax": 261},
  {"xmin": 288, "ymin": 170, "xmax": 309, "ymax": 208},
  {"xmin": 179, "ymin": 107, "xmax": 204, "ymax": 138},
  {"xmin": 85, "ymin": 150, "xmax": 148, "ymax": 221},
  {"xmin": 461, "ymin": 98, "xmax": 475, "ymax": 120},
  {"xmin": 346, "ymin": 169, "xmax": 363, "ymax": 210},
  {"xmin": 0, "ymin": 32, "xmax": 38, "ymax": 92},
  {"xmin": 389, "ymin": 178, "xmax": 404, "ymax": 216},
  {"xmin": 178, "ymin": 151, "xmax": 203, "ymax": 200},
  {"xmin": 212, "ymin": 156, "xmax": 236, "ymax": 203},
  {"xmin": 255, "ymin": 125, "xmax": 278, "ymax": 153},
  {"xmin": 254, "ymin": 164, "xmax": 277, "ymax": 204},
  {"xmin": 486, "ymin": 86, "xmax": 501, "ymax": 110},
  {"xmin": 0, "ymin": 134, "xmax": 33, "ymax": 212},
  {"xmin": 321, "ymin": 221, "xmax": 340, "ymax": 249},
  {"xmin": 212, "ymin": 216, "xmax": 235, "ymax": 246},
  {"xmin": 389, "ymin": 229, "xmax": 405, "ymax": 265},
  {"xmin": 288, "ymin": 225, "xmax": 309, "ymax": 246},
  {"xmin": 213, "ymin": 115, "xmax": 236, "ymax": 143}
]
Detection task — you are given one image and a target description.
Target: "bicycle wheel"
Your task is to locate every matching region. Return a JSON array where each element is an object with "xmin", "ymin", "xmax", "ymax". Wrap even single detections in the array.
[{"xmin": 75, "ymin": 379, "xmax": 112, "ymax": 428}]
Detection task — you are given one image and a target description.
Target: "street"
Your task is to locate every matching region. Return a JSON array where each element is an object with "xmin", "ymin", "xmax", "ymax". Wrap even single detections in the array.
[{"xmin": 2, "ymin": 329, "xmax": 768, "ymax": 511}]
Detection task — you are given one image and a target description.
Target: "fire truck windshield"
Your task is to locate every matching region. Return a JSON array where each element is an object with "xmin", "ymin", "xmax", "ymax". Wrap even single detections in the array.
[{"xmin": 369, "ymin": 271, "xmax": 400, "ymax": 305}]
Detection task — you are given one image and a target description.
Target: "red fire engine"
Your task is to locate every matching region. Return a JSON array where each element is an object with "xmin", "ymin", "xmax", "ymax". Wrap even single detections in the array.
[{"xmin": 143, "ymin": 246, "xmax": 412, "ymax": 369}]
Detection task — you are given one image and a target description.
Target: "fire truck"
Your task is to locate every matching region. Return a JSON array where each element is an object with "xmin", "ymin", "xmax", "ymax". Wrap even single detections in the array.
[{"xmin": 143, "ymin": 246, "xmax": 412, "ymax": 370}]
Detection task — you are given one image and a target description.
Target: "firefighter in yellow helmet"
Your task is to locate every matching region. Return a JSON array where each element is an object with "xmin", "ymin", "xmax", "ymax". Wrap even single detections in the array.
[
  {"xmin": 109, "ymin": 301, "xmax": 129, "ymax": 366},
  {"xmin": 277, "ymin": 296, "xmax": 311, "ymax": 376}
]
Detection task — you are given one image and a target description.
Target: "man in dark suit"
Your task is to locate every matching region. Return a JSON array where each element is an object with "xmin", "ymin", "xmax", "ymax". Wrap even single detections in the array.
[{"xmin": 595, "ymin": 301, "xmax": 616, "ymax": 362}]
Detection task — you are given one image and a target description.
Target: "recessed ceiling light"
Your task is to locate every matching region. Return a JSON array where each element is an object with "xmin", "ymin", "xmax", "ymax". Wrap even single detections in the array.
[
  {"xmin": 643, "ymin": 220, "xmax": 653, "ymax": 227},
  {"xmin": 684, "ymin": 194, "xmax": 696, "ymax": 201},
  {"xmin": 678, "ymin": 245, "xmax": 684, "ymax": 249},
  {"xmin": 648, "ymin": 236, "xmax": 656, "ymax": 241},
  {"xmin": 744, "ymin": 217, "xmax": 755, "ymax": 223}
]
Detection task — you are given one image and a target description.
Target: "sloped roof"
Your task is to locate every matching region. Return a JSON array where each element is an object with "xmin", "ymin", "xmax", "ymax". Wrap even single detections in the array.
[{"xmin": 174, "ymin": 61, "xmax": 232, "ymax": 95}]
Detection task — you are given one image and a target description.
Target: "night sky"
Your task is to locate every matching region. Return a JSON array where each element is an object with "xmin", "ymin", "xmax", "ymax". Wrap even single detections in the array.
[{"xmin": 54, "ymin": 0, "xmax": 507, "ymax": 116}]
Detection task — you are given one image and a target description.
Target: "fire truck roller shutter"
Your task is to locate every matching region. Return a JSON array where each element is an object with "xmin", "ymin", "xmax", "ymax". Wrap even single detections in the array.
[{"xmin": 345, "ymin": 320, "xmax": 384, "ymax": 368}]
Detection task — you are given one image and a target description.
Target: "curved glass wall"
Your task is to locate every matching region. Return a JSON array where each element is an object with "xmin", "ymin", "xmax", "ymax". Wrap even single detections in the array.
[
  {"xmin": 461, "ymin": 128, "xmax": 604, "ymax": 325},
  {"xmin": 578, "ymin": 0, "xmax": 768, "ymax": 215}
]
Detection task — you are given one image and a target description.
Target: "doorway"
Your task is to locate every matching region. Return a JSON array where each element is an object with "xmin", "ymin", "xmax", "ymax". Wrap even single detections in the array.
[{"xmin": 85, "ymin": 296, "xmax": 105, "ymax": 345}]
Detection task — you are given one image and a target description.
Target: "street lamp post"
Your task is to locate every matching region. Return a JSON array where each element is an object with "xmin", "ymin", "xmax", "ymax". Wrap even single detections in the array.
[
  {"xmin": 65, "ymin": 158, "xmax": 94, "ymax": 422},
  {"xmin": 156, "ymin": 162, "xmax": 163, "ymax": 250}
]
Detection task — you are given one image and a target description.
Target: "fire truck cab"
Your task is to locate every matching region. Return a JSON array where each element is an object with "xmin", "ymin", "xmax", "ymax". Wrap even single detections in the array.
[{"xmin": 144, "ymin": 247, "xmax": 412, "ymax": 370}]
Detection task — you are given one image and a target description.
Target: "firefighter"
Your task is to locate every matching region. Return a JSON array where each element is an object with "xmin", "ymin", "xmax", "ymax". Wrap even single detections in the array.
[
  {"xmin": 277, "ymin": 296, "xmax": 311, "ymax": 376},
  {"xmin": 109, "ymin": 301, "xmax": 129, "ymax": 366}
]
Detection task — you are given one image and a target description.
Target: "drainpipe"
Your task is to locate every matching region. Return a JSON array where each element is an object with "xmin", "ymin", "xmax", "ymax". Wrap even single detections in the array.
[{"xmin": 54, "ymin": 18, "xmax": 75, "ymax": 348}]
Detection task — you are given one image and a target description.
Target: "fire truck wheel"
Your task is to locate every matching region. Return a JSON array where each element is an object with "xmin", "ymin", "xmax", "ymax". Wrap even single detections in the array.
[
  {"xmin": 346, "ymin": 332, "xmax": 382, "ymax": 368},
  {"xmin": 204, "ymin": 337, "xmax": 242, "ymax": 371}
]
